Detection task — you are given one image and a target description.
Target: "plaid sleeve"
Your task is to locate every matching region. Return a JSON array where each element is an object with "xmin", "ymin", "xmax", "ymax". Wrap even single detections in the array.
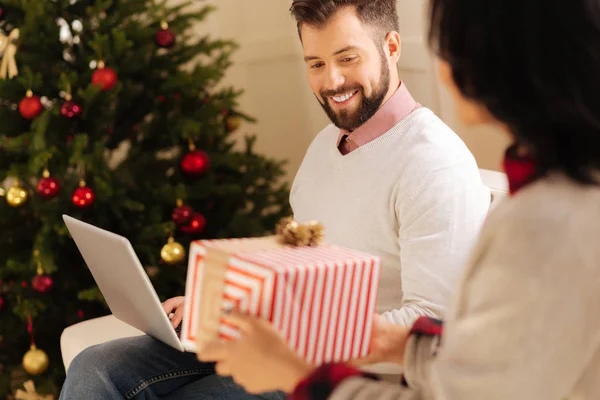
[
  {"xmin": 410, "ymin": 316, "xmax": 443, "ymax": 337},
  {"xmin": 289, "ymin": 317, "xmax": 444, "ymax": 398},
  {"xmin": 288, "ymin": 363, "xmax": 379, "ymax": 400},
  {"xmin": 401, "ymin": 316, "xmax": 444, "ymax": 387}
]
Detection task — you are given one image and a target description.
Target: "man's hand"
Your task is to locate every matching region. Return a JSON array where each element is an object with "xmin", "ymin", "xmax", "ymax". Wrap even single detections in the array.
[
  {"xmin": 162, "ymin": 296, "xmax": 185, "ymax": 328},
  {"xmin": 198, "ymin": 312, "xmax": 313, "ymax": 394},
  {"xmin": 350, "ymin": 314, "xmax": 411, "ymax": 367}
]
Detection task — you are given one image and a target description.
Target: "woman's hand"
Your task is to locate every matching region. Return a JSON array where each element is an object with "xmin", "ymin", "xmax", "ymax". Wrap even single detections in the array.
[
  {"xmin": 351, "ymin": 314, "xmax": 411, "ymax": 366},
  {"xmin": 198, "ymin": 312, "xmax": 313, "ymax": 394},
  {"xmin": 162, "ymin": 296, "xmax": 185, "ymax": 328}
]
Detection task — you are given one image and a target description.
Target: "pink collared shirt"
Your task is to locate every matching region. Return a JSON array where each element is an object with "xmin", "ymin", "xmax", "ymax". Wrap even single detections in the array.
[{"xmin": 337, "ymin": 83, "xmax": 421, "ymax": 154}]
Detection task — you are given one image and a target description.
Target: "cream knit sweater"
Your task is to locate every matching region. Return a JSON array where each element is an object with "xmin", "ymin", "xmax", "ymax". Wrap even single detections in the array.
[
  {"xmin": 291, "ymin": 108, "xmax": 491, "ymax": 326},
  {"xmin": 331, "ymin": 174, "xmax": 600, "ymax": 399}
]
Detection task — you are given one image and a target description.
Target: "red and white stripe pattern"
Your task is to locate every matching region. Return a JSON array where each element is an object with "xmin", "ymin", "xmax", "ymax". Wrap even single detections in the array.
[
  {"xmin": 181, "ymin": 241, "xmax": 207, "ymax": 350},
  {"xmin": 181, "ymin": 238, "xmax": 243, "ymax": 351},
  {"xmin": 182, "ymin": 239, "xmax": 380, "ymax": 365}
]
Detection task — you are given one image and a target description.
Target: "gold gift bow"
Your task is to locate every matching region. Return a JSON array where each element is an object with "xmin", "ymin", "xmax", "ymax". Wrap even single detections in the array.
[
  {"xmin": 15, "ymin": 380, "xmax": 54, "ymax": 400},
  {"xmin": 0, "ymin": 28, "xmax": 19, "ymax": 79},
  {"xmin": 275, "ymin": 216, "xmax": 324, "ymax": 247}
]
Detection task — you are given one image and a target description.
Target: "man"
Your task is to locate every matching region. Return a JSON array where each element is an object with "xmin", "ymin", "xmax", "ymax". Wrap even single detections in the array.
[
  {"xmin": 289, "ymin": 0, "xmax": 489, "ymax": 327},
  {"xmin": 60, "ymin": 1, "xmax": 489, "ymax": 398}
]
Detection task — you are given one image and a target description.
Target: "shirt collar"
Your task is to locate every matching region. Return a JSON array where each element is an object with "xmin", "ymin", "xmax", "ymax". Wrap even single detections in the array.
[
  {"xmin": 503, "ymin": 144, "xmax": 538, "ymax": 195},
  {"xmin": 336, "ymin": 82, "xmax": 420, "ymax": 148}
]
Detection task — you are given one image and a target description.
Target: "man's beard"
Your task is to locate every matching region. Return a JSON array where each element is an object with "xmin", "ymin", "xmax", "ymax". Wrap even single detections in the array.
[{"xmin": 318, "ymin": 54, "xmax": 391, "ymax": 131}]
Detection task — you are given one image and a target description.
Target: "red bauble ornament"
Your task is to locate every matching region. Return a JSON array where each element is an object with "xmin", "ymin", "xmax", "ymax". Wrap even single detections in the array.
[
  {"xmin": 61, "ymin": 99, "xmax": 82, "ymax": 118},
  {"xmin": 72, "ymin": 181, "xmax": 96, "ymax": 208},
  {"xmin": 19, "ymin": 90, "xmax": 43, "ymax": 119},
  {"xmin": 37, "ymin": 169, "xmax": 60, "ymax": 199},
  {"xmin": 92, "ymin": 62, "xmax": 118, "ymax": 91},
  {"xmin": 155, "ymin": 21, "xmax": 176, "ymax": 48},
  {"xmin": 181, "ymin": 150, "xmax": 210, "ymax": 176},
  {"xmin": 32, "ymin": 274, "xmax": 53, "ymax": 293},
  {"xmin": 0, "ymin": 296, "xmax": 4, "ymax": 311},
  {"xmin": 77, "ymin": 309, "xmax": 84, "ymax": 318},
  {"xmin": 180, "ymin": 212, "xmax": 206, "ymax": 234},
  {"xmin": 172, "ymin": 203, "xmax": 193, "ymax": 225}
]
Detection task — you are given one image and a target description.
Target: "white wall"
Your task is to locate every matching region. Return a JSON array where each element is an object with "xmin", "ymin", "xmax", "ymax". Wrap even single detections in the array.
[
  {"xmin": 177, "ymin": 0, "xmax": 322, "ymax": 182},
  {"xmin": 176, "ymin": 0, "xmax": 510, "ymax": 180},
  {"xmin": 394, "ymin": 0, "xmax": 510, "ymax": 172}
]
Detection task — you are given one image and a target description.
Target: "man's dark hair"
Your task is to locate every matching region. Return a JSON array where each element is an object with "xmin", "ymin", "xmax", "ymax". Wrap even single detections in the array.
[
  {"xmin": 290, "ymin": 0, "xmax": 399, "ymax": 42},
  {"xmin": 428, "ymin": 0, "xmax": 600, "ymax": 184}
]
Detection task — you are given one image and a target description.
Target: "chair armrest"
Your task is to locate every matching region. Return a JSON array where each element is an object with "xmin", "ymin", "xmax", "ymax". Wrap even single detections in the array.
[{"xmin": 60, "ymin": 314, "xmax": 144, "ymax": 372}]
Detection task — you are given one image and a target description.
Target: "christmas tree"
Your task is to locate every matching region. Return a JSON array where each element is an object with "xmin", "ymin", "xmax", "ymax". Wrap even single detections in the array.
[{"xmin": 0, "ymin": 0, "xmax": 291, "ymax": 397}]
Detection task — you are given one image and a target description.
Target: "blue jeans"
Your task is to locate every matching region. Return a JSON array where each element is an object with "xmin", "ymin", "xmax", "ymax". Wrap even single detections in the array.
[{"xmin": 59, "ymin": 335, "xmax": 285, "ymax": 400}]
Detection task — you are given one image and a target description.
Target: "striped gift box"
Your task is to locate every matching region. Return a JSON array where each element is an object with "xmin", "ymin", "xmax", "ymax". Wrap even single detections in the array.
[{"xmin": 181, "ymin": 236, "xmax": 381, "ymax": 365}]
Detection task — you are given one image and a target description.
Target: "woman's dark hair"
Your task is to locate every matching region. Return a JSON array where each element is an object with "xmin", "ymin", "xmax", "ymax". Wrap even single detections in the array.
[{"xmin": 429, "ymin": 0, "xmax": 600, "ymax": 184}]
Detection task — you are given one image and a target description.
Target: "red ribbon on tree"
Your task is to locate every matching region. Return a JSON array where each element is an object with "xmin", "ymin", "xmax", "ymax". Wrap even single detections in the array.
[{"xmin": 27, "ymin": 314, "xmax": 34, "ymax": 345}]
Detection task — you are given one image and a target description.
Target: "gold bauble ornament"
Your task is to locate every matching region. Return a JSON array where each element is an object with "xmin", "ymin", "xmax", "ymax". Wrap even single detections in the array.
[
  {"xmin": 7, "ymin": 183, "xmax": 28, "ymax": 207},
  {"xmin": 22, "ymin": 345, "xmax": 49, "ymax": 375},
  {"xmin": 161, "ymin": 237, "xmax": 185, "ymax": 264},
  {"xmin": 226, "ymin": 115, "xmax": 241, "ymax": 132}
]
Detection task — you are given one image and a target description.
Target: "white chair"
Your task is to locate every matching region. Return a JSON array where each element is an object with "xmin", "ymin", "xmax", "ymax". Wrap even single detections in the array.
[
  {"xmin": 59, "ymin": 168, "xmax": 508, "ymax": 372},
  {"xmin": 60, "ymin": 314, "xmax": 143, "ymax": 372},
  {"xmin": 480, "ymin": 168, "xmax": 509, "ymax": 208}
]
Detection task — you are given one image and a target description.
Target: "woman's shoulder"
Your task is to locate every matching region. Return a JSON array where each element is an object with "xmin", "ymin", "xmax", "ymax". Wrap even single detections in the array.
[
  {"xmin": 490, "ymin": 173, "xmax": 600, "ymax": 230},
  {"xmin": 478, "ymin": 173, "xmax": 600, "ymax": 271}
]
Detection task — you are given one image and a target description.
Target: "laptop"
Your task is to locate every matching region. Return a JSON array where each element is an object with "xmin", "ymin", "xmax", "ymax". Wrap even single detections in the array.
[{"xmin": 63, "ymin": 214, "xmax": 186, "ymax": 352}]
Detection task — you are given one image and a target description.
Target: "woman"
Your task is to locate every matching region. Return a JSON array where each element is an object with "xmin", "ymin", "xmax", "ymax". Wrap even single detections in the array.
[{"xmin": 199, "ymin": 0, "xmax": 600, "ymax": 398}]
